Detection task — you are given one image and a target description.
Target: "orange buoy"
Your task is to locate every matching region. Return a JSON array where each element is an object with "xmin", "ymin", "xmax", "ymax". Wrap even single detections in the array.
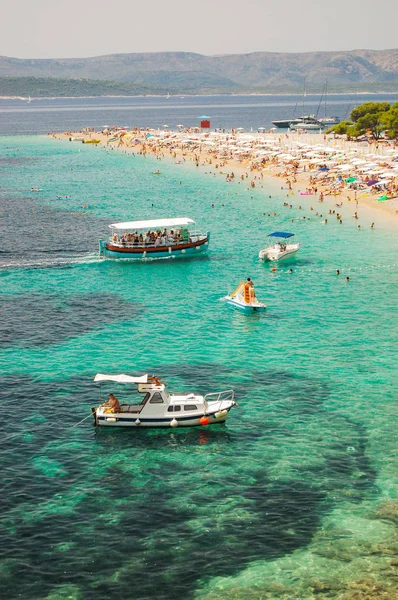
[
  {"xmin": 200, "ymin": 416, "xmax": 210, "ymax": 426},
  {"xmin": 271, "ymin": 267, "xmax": 277, "ymax": 272}
]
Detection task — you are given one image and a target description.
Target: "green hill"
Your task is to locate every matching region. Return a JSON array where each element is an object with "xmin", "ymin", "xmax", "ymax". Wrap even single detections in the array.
[{"xmin": 1, "ymin": 49, "xmax": 398, "ymax": 96}]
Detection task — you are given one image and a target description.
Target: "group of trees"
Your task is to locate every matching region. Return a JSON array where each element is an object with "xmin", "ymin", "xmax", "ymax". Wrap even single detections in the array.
[{"xmin": 328, "ymin": 101, "xmax": 398, "ymax": 140}]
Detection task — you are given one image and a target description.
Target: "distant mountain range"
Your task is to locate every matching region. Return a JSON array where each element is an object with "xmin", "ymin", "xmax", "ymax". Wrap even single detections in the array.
[{"xmin": 1, "ymin": 49, "xmax": 398, "ymax": 96}]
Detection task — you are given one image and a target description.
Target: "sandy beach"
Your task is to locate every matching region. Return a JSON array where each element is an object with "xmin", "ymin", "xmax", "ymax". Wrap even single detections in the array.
[{"xmin": 52, "ymin": 128, "xmax": 398, "ymax": 226}]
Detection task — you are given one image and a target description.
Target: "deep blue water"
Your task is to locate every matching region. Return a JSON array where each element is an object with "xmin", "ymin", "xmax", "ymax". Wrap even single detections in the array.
[
  {"xmin": 0, "ymin": 99, "xmax": 397, "ymax": 599},
  {"xmin": 1, "ymin": 93, "xmax": 397, "ymax": 135}
]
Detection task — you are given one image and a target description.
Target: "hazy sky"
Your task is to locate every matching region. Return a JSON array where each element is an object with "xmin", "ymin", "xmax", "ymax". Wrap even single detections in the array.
[{"xmin": 3, "ymin": 0, "xmax": 398, "ymax": 58}]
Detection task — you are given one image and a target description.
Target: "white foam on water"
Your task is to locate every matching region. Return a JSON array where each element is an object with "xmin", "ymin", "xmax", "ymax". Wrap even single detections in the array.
[{"xmin": 0, "ymin": 253, "xmax": 102, "ymax": 270}]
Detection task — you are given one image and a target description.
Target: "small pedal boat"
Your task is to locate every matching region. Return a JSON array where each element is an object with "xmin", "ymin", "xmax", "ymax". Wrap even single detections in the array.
[
  {"xmin": 224, "ymin": 280, "xmax": 266, "ymax": 312},
  {"xmin": 92, "ymin": 373, "xmax": 236, "ymax": 428}
]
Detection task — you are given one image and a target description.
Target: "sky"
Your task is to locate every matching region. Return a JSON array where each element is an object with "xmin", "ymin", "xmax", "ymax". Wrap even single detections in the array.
[{"xmin": 2, "ymin": 0, "xmax": 398, "ymax": 59}]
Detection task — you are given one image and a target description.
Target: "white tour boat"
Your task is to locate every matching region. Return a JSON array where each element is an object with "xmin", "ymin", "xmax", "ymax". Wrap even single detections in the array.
[
  {"xmin": 259, "ymin": 232, "xmax": 300, "ymax": 262},
  {"xmin": 92, "ymin": 373, "xmax": 236, "ymax": 428},
  {"xmin": 99, "ymin": 218, "xmax": 210, "ymax": 260},
  {"xmin": 224, "ymin": 280, "xmax": 266, "ymax": 312}
]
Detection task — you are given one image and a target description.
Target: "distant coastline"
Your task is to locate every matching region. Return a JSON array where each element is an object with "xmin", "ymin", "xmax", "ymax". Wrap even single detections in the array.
[{"xmin": 1, "ymin": 91, "xmax": 397, "ymax": 101}]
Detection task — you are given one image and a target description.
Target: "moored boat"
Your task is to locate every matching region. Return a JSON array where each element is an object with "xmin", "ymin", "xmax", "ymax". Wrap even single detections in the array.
[
  {"xmin": 92, "ymin": 373, "xmax": 236, "ymax": 428},
  {"xmin": 259, "ymin": 232, "xmax": 300, "ymax": 262},
  {"xmin": 290, "ymin": 121, "xmax": 323, "ymax": 131},
  {"xmin": 271, "ymin": 117, "xmax": 303, "ymax": 129},
  {"xmin": 318, "ymin": 116, "xmax": 340, "ymax": 125},
  {"xmin": 316, "ymin": 81, "xmax": 340, "ymax": 126},
  {"xmin": 272, "ymin": 115, "xmax": 323, "ymax": 130},
  {"xmin": 99, "ymin": 217, "xmax": 210, "ymax": 260}
]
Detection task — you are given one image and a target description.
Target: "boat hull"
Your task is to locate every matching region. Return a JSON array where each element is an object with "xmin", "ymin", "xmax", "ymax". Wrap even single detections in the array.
[
  {"xmin": 95, "ymin": 408, "xmax": 232, "ymax": 427},
  {"xmin": 291, "ymin": 123, "xmax": 323, "ymax": 130},
  {"xmin": 272, "ymin": 119, "xmax": 302, "ymax": 128},
  {"xmin": 259, "ymin": 244, "xmax": 300, "ymax": 262},
  {"xmin": 225, "ymin": 296, "xmax": 266, "ymax": 312},
  {"xmin": 99, "ymin": 235, "xmax": 210, "ymax": 259}
]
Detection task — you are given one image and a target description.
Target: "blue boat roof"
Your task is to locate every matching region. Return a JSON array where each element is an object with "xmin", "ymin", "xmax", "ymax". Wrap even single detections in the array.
[{"xmin": 268, "ymin": 232, "xmax": 294, "ymax": 239}]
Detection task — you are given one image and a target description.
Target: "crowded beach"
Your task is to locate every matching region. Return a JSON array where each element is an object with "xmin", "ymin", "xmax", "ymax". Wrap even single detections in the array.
[{"xmin": 52, "ymin": 126, "xmax": 398, "ymax": 222}]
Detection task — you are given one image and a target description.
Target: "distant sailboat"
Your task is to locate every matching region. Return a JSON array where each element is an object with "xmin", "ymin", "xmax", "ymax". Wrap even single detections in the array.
[
  {"xmin": 166, "ymin": 92, "xmax": 170, "ymax": 99},
  {"xmin": 272, "ymin": 79, "xmax": 322, "ymax": 129},
  {"xmin": 317, "ymin": 81, "xmax": 340, "ymax": 125},
  {"xmin": 27, "ymin": 95, "xmax": 32, "ymax": 103}
]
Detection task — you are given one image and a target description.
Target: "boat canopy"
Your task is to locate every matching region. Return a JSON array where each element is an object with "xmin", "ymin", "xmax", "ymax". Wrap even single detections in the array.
[
  {"xmin": 268, "ymin": 232, "xmax": 294, "ymax": 239},
  {"xmin": 109, "ymin": 218, "xmax": 195, "ymax": 230},
  {"xmin": 94, "ymin": 374, "xmax": 148, "ymax": 384}
]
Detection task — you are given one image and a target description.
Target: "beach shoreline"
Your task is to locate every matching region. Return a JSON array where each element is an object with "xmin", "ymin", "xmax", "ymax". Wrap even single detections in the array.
[{"xmin": 51, "ymin": 129, "xmax": 398, "ymax": 226}]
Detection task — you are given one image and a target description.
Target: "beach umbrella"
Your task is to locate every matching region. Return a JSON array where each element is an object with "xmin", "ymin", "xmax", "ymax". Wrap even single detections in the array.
[
  {"xmin": 345, "ymin": 177, "xmax": 357, "ymax": 183},
  {"xmin": 367, "ymin": 179, "xmax": 378, "ymax": 186},
  {"xmin": 378, "ymin": 195, "xmax": 388, "ymax": 202}
]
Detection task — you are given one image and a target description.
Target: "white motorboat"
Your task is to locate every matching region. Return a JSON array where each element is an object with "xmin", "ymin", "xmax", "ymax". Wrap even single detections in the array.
[
  {"xmin": 259, "ymin": 232, "xmax": 300, "ymax": 262},
  {"xmin": 318, "ymin": 116, "xmax": 340, "ymax": 125},
  {"xmin": 273, "ymin": 115, "xmax": 323, "ymax": 130},
  {"xmin": 224, "ymin": 281, "xmax": 266, "ymax": 312},
  {"xmin": 290, "ymin": 120, "xmax": 323, "ymax": 131},
  {"xmin": 92, "ymin": 374, "xmax": 236, "ymax": 428}
]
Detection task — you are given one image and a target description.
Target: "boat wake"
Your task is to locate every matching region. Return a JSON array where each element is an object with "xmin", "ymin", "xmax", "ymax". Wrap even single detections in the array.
[{"xmin": 0, "ymin": 253, "xmax": 102, "ymax": 270}]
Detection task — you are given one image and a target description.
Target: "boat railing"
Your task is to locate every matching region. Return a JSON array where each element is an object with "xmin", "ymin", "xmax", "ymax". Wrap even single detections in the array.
[
  {"xmin": 204, "ymin": 389, "xmax": 235, "ymax": 408},
  {"xmin": 109, "ymin": 235, "xmax": 206, "ymax": 248}
]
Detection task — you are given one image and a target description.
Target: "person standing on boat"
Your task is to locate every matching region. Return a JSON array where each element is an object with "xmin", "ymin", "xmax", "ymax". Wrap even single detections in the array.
[{"xmin": 245, "ymin": 278, "xmax": 256, "ymax": 302}]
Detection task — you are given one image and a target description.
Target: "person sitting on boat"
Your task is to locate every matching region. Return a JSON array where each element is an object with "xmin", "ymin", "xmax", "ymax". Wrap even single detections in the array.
[{"xmin": 104, "ymin": 393, "xmax": 120, "ymax": 413}]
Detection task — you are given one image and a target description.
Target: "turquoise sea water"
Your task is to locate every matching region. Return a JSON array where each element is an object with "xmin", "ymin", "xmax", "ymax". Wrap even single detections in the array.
[{"xmin": 1, "ymin": 135, "xmax": 397, "ymax": 599}]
